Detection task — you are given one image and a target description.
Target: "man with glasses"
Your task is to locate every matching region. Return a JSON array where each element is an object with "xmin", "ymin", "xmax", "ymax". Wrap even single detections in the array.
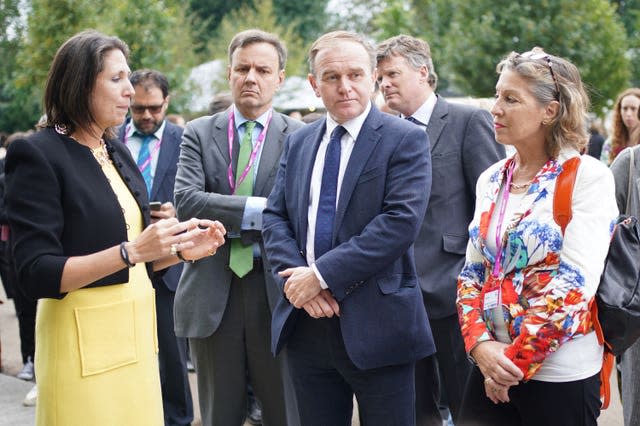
[
  {"xmin": 118, "ymin": 69, "xmax": 193, "ymax": 426},
  {"xmin": 376, "ymin": 35, "xmax": 505, "ymax": 425}
]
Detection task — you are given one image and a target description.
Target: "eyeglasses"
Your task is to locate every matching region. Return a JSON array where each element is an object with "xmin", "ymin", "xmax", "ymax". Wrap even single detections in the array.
[
  {"xmin": 518, "ymin": 49, "xmax": 560, "ymax": 100},
  {"xmin": 131, "ymin": 103, "xmax": 164, "ymax": 114}
]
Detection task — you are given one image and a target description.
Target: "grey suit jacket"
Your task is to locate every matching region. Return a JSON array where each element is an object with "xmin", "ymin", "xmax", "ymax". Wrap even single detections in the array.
[
  {"xmin": 173, "ymin": 108, "xmax": 304, "ymax": 338},
  {"xmin": 610, "ymin": 145, "xmax": 640, "ymax": 216},
  {"xmin": 416, "ymin": 96, "xmax": 505, "ymax": 319}
]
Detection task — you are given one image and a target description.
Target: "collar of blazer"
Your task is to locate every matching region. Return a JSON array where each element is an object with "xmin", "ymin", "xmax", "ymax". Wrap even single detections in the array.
[{"xmin": 426, "ymin": 96, "xmax": 448, "ymax": 153}]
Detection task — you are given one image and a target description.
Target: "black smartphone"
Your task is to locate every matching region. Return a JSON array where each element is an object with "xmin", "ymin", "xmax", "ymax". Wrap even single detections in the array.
[{"xmin": 149, "ymin": 201, "xmax": 162, "ymax": 211}]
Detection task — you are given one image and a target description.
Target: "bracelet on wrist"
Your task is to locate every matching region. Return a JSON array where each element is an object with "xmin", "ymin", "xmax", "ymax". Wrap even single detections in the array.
[
  {"xmin": 119, "ymin": 241, "xmax": 136, "ymax": 268},
  {"xmin": 176, "ymin": 250, "xmax": 195, "ymax": 264}
]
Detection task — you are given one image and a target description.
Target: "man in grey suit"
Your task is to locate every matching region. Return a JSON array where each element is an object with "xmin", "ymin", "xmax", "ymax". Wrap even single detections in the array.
[
  {"xmin": 173, "ymin": 29, "xmax": 303, "ymax": 426},
  {"xmin": 377, "ymin": 35, "xmax": 505, "ymax": 426}
]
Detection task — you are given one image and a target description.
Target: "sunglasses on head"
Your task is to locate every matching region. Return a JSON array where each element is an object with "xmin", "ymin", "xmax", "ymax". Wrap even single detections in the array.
[
  {"xmin": 131, "ymin": 103, "xmax": 164, "ymax": 114},
  {"xmin": 518, "ymin": 49, "xmax": 560, "ymax": 100}
]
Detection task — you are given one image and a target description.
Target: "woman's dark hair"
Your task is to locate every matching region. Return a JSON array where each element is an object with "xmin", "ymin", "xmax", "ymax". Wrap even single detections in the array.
[{"xmin": 43, "ymin": 30, "xmax": 129, "ymax": 139}]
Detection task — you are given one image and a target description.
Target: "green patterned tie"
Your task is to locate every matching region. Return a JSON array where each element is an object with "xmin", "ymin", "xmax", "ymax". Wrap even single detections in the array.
[{"xmin": 229, "ymin": 121, "xmax": 257, "ymax": 277}]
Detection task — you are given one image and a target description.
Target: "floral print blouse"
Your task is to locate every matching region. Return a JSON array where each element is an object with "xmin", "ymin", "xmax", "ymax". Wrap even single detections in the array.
[{"xmin": 457, "ymin": 150, "xmax": 618, "ymax": 380}]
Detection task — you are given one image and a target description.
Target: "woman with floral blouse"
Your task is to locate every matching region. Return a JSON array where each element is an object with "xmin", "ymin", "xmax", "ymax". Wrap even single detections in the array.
[{"xmin": 456, "ymin": 47, "xmax": 618, "ymax": 426}]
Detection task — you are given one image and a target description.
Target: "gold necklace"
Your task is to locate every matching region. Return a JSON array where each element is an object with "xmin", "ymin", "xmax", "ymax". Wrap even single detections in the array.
[
  {"xmin": 509, "ymin": 181, "xmax": 531, "ymax": 190},
  {"xmin": 90, "ymin": 140, "xmax": 112, "ymax": 167}
]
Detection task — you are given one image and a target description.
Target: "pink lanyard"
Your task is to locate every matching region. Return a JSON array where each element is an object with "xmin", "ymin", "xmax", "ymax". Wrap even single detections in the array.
[
  {"xmin": 123, "ymin": 124, "xmax": 162, "ymax": 170},
  {"xmin": 227, "ymin": 110, "xmax": 272, "ymax": 194},
  {"xmin": 492, "ymin": 161, "xmax": 515, "ymax": 278}
]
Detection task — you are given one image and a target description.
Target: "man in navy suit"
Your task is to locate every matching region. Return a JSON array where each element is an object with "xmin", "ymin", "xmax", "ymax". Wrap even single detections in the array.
[
  {"xmin": 118, "ymin": 69, "xmax": 193, "ymax": 426},
  {"xmin": 377, "ymin": 35, "xmax": 505, "ymax": 425},
  {"xmin": 263, "ymin": 31, "xmax": 435, "ymax": 426}
]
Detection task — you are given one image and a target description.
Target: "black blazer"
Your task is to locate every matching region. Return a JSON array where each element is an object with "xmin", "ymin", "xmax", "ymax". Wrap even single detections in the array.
[{"xmin": 5, "ymin": 127, "xmax": 152, "ymax": 300}]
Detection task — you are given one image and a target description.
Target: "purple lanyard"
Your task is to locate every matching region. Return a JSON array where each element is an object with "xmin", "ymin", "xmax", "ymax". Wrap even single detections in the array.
[
  {"xmin": 492, "ymin": 162, "xmax": 515, "ymax": 278},
  {"xmin": 227, "ymin": 110, "xmax": 272, "ymax": 194},
  {"xmin": 123, "ymin": 124, "xmax": 163, "ymax": 170}
]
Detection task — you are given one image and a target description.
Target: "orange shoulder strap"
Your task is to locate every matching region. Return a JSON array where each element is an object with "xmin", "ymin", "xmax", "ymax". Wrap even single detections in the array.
[{"xmin": 553, "ymin": 156, "xmax": 581, "ymax": 234}]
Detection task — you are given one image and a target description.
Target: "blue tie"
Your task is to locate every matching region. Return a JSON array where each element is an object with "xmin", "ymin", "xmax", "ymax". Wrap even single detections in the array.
[
  {"xmin": 405, "ymin": 116, "xmax": 426, "ymax": 127},
  {"xmin": 136, "ymin": 134, "xmax": 154, "ymax": 195},
  {"xmin": 314, "ymin": 125, "xmax": 346, "ymax": 259}
]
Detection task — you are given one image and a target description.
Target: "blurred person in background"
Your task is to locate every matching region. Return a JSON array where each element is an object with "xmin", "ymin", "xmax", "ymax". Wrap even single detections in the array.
[
  {"xmin": 600, "ymin": 88, "xmax": 640, "ymax": 165},
  {"xmin": 166, "ymin": 113, "xmax": 186, "ymax": 128}
]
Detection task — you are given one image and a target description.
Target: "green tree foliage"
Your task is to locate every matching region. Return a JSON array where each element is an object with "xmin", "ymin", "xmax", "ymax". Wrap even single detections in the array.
[
  {"xmin": 188, "ymin": 0, "xmax": 250, "ymax": 50},
  {"xmin": 0, "ymin": 0, "xmax": 40, "ymax": 133},
  {"xmin": 325, "ymin": 0, "xmax": 386, "ymax": 34},
  {"xmin": 611, "ymin": 0, "xmax": 640, "ymax": 88},
  {"xmin": 371, "ymin": 0, "xmax": 416, "ymax": 41},
  {"xmin": 272, "ymin": 0, "xmax": 329, "ymax": 44},
  {"xmin": 211, "ymin": 0, "xmax": 307, "ymax": 81},
  {"xmin": 9, "ymin": 0, "xmax": 202, "ymax": 130},
  {"xmin": 189, "ymin": 0, "xmax": 329, "ymax": 50},
  {"xmin": 409, "ymin": 0, "xmax": 458, "ymax": 91},
  {"xmin": 105, "ymin": 0, "xmax": 202, "ymax": 112},
  {"xmin": 444, "ymin": 0, "xmax": 629, "ymax": 115}
]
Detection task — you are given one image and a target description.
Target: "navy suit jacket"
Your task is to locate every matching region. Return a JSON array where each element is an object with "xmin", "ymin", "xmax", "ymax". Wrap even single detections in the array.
[
  {"xmin": 118, "ymin": 119, "xmax": 184, "ymax": 291},
  {"xmin": 263, "ymin": 106, "xmax": 435, "ymax": 370}
]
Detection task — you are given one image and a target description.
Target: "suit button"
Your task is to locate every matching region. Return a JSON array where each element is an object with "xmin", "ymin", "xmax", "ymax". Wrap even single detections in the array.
[
  {"xmin": 134, "ymin": 191, "xmax": 140, "ymax": 197},
  {"xmin": 124, "ymin": 176, "xmax": 131, "ymax": 182}
]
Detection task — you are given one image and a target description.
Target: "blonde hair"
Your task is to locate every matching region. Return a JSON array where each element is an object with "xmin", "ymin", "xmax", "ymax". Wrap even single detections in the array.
[{"xmin": 497, "ymin": 47, "xmax": 589, "ymax": 158}]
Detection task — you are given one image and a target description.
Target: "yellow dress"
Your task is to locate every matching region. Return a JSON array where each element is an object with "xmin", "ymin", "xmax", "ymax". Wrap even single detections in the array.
[{"xmin": 35, "ymin": 155, "xmax": 163, "ymax": 426}]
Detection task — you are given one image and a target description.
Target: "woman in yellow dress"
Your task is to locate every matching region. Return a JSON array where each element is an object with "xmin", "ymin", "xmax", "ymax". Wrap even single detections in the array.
[{"xmin": 4, "ymin": 30, "xmax": 226, "ymax": 425}]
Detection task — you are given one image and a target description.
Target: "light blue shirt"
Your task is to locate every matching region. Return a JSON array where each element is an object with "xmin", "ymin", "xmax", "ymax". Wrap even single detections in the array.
[
  {"xmin": 233, "ymin": 106, "xmax": 271, "ymax": 234},
  {"xmin": 125, "ymin": 120, "xmax": 166, "ymax": 182}
]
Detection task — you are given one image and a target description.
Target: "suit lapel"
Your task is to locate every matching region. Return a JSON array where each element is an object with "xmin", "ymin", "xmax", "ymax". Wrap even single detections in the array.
[
  {"xmin": 211, "ymin": 109, "xmax": 235, "ymax": 194},
  {"xmin": 150, "ymin": 123, "xmax": 180, "ymax": 200},
  {"xmin": 334, "ymin": 108, "xmax": 381, "ymax": 233},
  {"xmin": 298, "ymin": 119, "xmax": 326, "ymax": 248},
  {"xmin": 254, "ymin": 112, "xmax": 286, "ymax": 197},
  {"xmin": 426, "ymin": 97, "xmax": 447, "ymax": 153}
]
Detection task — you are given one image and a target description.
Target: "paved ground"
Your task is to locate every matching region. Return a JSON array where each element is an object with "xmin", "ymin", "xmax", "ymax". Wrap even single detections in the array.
[{"xmin": 0, "ymin": 284, "xmax": 622, "ymax": 426}]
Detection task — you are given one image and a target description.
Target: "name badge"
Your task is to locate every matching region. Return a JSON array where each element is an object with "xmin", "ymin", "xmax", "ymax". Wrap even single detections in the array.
[{"xmin": 484, "ymin": 288, "xmax": 500, "ymax": 310}]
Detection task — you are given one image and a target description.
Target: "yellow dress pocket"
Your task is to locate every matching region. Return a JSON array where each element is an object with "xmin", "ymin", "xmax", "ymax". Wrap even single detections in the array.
[{"xmin": 74, "ymin": 299, "xmax": 138, "ymax": 377}]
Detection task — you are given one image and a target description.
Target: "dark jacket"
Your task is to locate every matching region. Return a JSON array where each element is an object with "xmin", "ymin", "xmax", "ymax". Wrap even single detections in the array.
[{"xmin": 5, "ymin": 127, "xmax": 152, "ymax": 300}]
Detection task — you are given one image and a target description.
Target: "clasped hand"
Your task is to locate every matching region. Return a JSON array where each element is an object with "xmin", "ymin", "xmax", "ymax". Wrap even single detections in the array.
[
  {"xmin": 471, "ymin": 341, "xmax": 524, "ymax": 404},
  {"xmin": 280, "ymin": 267, "xmax": 340, "ymax": 318},
  {"xmin": 128, "ymin": 217, "xmax": 226, "ymax": 263}
]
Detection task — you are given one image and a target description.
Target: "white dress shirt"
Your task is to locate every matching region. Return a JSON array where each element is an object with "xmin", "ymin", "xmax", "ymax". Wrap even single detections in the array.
[
  {"xmin": 307, "ymin": 102, "xmax": 372, "ymax": 288},
  {"xmin": 402, "ymin": 92, "xmax": 437, "ymax": 129}
]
